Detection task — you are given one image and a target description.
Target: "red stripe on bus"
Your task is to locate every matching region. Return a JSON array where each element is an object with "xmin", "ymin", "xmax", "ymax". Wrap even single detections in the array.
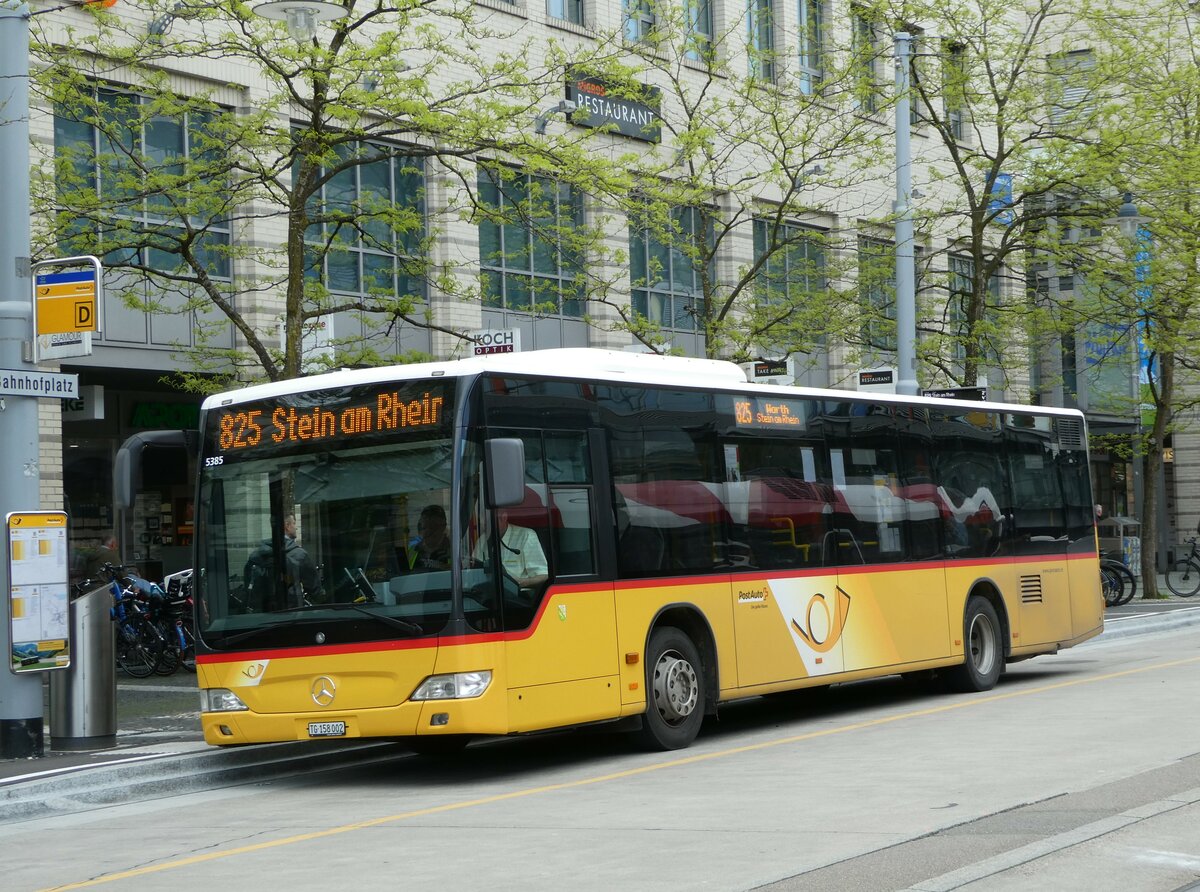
[{"xmin": 197, "ymin": 550, "xmax": 1097, "ymax": 664}]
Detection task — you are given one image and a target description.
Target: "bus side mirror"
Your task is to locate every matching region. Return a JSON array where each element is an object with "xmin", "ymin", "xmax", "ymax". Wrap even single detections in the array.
[
  {"xmin": 485, "ymin": 438, "xmax": 526, "ymax": 508},
  {"xmin": 113, "ymin": 430, "xmax": 199, "ymax": 510},
  {"xmin": 113, "ymin": 444, "xmax": 136, "ymax": 511}
]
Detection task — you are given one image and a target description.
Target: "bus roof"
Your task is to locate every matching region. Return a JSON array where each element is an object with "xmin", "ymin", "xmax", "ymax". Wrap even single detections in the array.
[{"xmin": 201, "ymin": 348, "xmax": 1084, "ymax": 420}]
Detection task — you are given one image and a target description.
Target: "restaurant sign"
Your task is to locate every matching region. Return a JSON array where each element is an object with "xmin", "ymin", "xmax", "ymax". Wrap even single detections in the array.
[{"xmin": 566, "ymin": 75, "xmax": 662, "ymax": 143}]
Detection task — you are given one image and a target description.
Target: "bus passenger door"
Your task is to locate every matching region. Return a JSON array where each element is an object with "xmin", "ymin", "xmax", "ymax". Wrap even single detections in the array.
[
  {"xmin": 824, "ymin": 405, "xmax": 952, "ymax": 675},
  {"xmin": 494, "ymin": 428, "xmax": 620, "ymax": 732},
  {"xmin": 724, "ymin": 438, "xmax": 845, "ymax": 687}
]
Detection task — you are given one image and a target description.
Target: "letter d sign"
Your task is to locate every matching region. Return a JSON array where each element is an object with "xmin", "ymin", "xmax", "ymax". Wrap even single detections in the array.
[{"xmin": 74, "ymin": 300, "xmax": 95, "ymax": 331}]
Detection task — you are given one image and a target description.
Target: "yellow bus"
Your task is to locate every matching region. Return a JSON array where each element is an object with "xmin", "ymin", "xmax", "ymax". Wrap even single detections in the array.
[{"xmin": 195, "ymin": 348, "xmax": 1103, "ymax": 751}]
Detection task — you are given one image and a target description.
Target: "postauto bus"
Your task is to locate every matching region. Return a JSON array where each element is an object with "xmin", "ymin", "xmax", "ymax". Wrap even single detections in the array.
[{"xmin": 193, "ymin": 349, "xmax": 1103, "ymax": 751}]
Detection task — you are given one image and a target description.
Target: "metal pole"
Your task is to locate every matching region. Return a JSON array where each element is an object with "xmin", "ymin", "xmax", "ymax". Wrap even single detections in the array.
[
  {"xmin": 0, "ymin": 0, "xmax": 44, "ymax": 759},
  {"xmin": 893, "ymin": 32, "xmax": 918, "ymax": 396}
]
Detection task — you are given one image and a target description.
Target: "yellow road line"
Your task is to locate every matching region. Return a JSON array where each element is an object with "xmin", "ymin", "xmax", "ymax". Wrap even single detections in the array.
[{"xmin": 42, "ymin": 654, "xmax": 1200, "ymax": 891}]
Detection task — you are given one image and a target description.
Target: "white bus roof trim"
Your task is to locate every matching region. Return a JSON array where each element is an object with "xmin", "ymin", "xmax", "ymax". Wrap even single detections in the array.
[{"xmin": 201, "ymin": 348, "xmax": 1085, "ymax": 420}]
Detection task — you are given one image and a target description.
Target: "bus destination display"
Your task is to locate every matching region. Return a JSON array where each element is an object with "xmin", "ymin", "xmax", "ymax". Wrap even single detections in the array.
[
  {"xmin": 208, "ymin": 382, "xmax": 452, "ymax": 460},
  {"xmin": 732, "ymin": 396, "xmax": 806, "ymax": 429}
]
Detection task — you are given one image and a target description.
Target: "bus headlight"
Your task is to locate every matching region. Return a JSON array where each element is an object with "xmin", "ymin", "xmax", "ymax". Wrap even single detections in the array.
[
  {"xmin": 410, "ymin": 670, "xmax": 492, "ymax": 700},
  {"xmin": 202, "ymin": 688, "xmax": 250, "ymax": 712}
]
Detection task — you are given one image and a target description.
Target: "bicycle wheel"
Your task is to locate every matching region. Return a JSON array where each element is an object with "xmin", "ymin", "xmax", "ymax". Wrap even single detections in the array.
[
  {"xmin": 1100, "ymin": 565, "xmax": 1124, "ymax": 607},
  {"xmin": 1166, "ymin": 559, "xmax": 1200, "ymax": 597},
  {"xmin": 115, "ymin": 620, "xmax": 159, "ymax": 678},
  {"xmin": 180, "ymin": 623, "xmax": 196, "ymax": 673},
  {"xmin": 1111, "ymin": 563, "xmax": 1137, "ymax": 605}
]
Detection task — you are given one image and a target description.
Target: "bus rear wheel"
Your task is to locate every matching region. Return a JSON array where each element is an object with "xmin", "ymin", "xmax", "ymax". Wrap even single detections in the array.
[
  {"xmin": 637, "ymin": 627, "xmax": 705, "ymax": 751},
  {"xmin": 944, "ymin": 596, "xmax": 1003, "ymax": 693}
]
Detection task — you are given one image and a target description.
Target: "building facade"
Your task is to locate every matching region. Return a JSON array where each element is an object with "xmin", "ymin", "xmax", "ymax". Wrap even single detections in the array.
[{"xmin": 23, "ymin": 0, "xmax": 1175, "ymax": 576}]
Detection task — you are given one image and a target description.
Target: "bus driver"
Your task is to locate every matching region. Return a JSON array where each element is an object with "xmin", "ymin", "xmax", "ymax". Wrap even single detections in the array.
[{"xmin": 478, "ymin": 509, "xmax": 548, "ymax": 592}]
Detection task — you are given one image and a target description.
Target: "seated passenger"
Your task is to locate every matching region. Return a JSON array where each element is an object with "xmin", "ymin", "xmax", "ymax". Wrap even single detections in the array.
[{"xmin": 407, "ymin": 504, "xmax": 451, "ymax": 570}]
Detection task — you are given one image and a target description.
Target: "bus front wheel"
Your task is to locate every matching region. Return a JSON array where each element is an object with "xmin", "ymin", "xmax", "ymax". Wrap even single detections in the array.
[
  {"xmin": 944, "ymin": 596, "xmax": 1003, "ymax": 693},
  {"xmin": 638, "ymin": 627, "xmax": 705, "ymax": 751}
]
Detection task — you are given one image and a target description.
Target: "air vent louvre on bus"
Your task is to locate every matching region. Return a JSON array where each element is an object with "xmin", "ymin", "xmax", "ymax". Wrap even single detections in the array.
[
  {"xmin": 1055, "ymin": 418, "xmax": 1085, "ymax": 450},
  {"xmin": 1020, "ymin": 574, "xmax": 1044, "ymax": 604}
]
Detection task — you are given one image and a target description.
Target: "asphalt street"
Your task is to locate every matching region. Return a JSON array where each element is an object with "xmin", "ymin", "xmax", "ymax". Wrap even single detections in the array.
[{"xmin": 1, "ymin": 594, "xmax": 1198, "ymax": 814}]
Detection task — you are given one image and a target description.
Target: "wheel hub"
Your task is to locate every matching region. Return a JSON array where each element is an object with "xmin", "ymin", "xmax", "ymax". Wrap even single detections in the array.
[
  {"xmin": 653, "ymin": 652, "xmax": 699, "ymax": 724},
  {"xmin": 968, "ymin": 614, "xmax": 997, "ymax": 675}
]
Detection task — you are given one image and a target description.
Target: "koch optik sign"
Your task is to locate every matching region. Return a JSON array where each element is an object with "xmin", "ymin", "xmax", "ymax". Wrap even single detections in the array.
[{"xmin": 472, "ymin": 329, "xmax": 522, "ymax": 356}]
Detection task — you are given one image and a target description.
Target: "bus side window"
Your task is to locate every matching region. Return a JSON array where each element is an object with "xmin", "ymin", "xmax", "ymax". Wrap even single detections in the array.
[
  {"xmin": 822, "ymin": 402, "xmax": 907, "ymax": 565},
  {"xmin": 896, "ymin": 413, "xmax": 942, "ymax": 561},
  {"xmin": 931, "ymin": 412, "xmax": 1010, "ymax": 559},
  {"xmin": 544, "ymin": 432, "xmax": 597, "ymax": 577},
  {"xmin": 550, "ymin": 487, "xmax": 595, "ymax": 575},
  {"xmin": 725, "ymin": 437, "xmax": 829, "ymax": 571}
]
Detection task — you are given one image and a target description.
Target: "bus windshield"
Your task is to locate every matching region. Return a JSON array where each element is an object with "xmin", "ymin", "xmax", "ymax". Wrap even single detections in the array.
[{"xmin": 195, "ymin": 378, "xmax": 478, "ymax": 648}]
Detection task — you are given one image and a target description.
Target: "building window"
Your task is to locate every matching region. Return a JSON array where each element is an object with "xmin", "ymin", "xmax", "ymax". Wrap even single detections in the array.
[
  {"xmin": 1049, "ymin": 49, "xmax": 1095, "ymax": 127},
  {"xmin": 547, "ymin": 0, "xmax": 583, "ymax": 24},
  {"xmin": 478, "ymin": 167, "xmax": 585, "ymax": 317},
  {"xmin": 53, "ymin": 88, "xmax": 231, "ymax": 277},
  {"xmin": 948, "ymin": 255, "xmax": 1001, "ymax": 363},
  {"xmin": 858, "ymin": 236, "xmax": 895, "ymax": 350},
  {"xmin": 301, "ymin": 144, "xmax": 426, "ymax": 301},
  {"xmin": 685, "ymin": 0, "xmax": 713, "ymax": 61},
  {"xmin": 906, "ymin": 27, "xmax": 925, "ymax": 127},
  {"xmin": 630, "ymin": 206, "xmax": 711, "ymax": 332},
  {"xmin": 797, "ymin": 0, "xmax": 824, "ymax": 94},
  {"xmin": 944, "ymin": 42, "xmax": 968, "ymax": 142},
  {"xmin": 851, "ymin": 6, "xmax": 881, "ymax": 114},
  {"xmin": 748, "ymin": 0, "xmax": 776, "ymax": 82},
  {"xmin": 754, "ymin": 219, "xmax": 826, "ymax": 309},
  {"xmin": 624, "ymin": 0, "xmax": 655, "ymax": 41},
  {"xmin": 858, "ymin": 236, "xmax": 925, "ymax": 353}
]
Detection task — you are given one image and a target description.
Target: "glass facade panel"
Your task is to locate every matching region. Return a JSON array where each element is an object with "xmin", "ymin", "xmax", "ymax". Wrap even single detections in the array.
[
  {"xmin": 301, "ymin": 144, "xmax": 426, "ymax": 302},
  {"xmin": 798, "ymin": 0, "xmax": 823, "ymax": 94},
  {"xmin": 629, "ymin": 206, "xmax": 710, "ymax": 334},
  {"xmin": 748, "ymin": 0, "xmax": 775, "ymax": 81},
  {"xmin": 477, "ymin": 167, "xmax": 585, "ymax": 317},
  {"xmin": 53, "ymin": 88, "xmax": 231, "ymax": 278}
]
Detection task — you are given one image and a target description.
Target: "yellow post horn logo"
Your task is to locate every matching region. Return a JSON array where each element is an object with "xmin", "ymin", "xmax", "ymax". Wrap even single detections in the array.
[{"xmin": 791, "ymin": 586, "xmax": 851, "ymax": 653}]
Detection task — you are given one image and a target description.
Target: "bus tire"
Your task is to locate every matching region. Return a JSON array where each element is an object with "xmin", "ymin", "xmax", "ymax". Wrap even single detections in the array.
[
  {"xmin": 637, "ymin": 627, "xmax": 705, "ymax": 751},
  {"xmin": 944, "ymin": 596, "xmax": 1003, "ymax": 693}
]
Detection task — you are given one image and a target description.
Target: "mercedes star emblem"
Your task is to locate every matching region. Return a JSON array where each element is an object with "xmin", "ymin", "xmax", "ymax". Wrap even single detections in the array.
[{"xmin": 311, "ymin": 675, "xmax": 337, "ymax": 707}]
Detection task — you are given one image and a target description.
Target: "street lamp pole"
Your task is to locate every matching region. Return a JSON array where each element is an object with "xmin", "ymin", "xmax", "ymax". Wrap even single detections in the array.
[
  {"xmin": 893, "ymin": 31, "xmax": 918, "ymax": 396},
  {"xmin": 0, "ymin": 0, "xmax": 45, "ymax": 759}
]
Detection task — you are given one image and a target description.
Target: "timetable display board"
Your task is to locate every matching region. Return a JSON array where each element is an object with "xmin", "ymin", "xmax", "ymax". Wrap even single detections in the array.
[{"xmin": 7, "ymin": 511, "xmax": 70, "ymax": 674}]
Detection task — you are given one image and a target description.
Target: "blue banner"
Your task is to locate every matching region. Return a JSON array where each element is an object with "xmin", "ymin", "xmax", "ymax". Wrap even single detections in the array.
[{"xmin": 986, "ymin": 173, "xmax": 1014, "ymax": 225}]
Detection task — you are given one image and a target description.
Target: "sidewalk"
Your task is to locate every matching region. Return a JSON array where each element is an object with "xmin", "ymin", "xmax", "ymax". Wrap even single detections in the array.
[
  {"xmin": 0, "ymin": 669, "xmax": 404, "ymax": 824},
  {"xmin": 0, "ymin": 672, "xmax": 204, "ymax": 786}
]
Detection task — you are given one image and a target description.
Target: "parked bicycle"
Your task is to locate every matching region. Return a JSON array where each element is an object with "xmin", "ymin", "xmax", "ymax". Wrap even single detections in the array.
[
  {"xmin": 1166, "ymin": 535, "xmax": 1200, "ymax": 597},
  {"xmin": 153, "ymin": 569, "xmax": 196, "ymax": 674},
  {"xmin": 96, "ymin": 564, "xmax": 171, "ymax": 677},
  {"xmin": 1100, "ymin": 551, "xmax": 1137, "ymax": 607}
]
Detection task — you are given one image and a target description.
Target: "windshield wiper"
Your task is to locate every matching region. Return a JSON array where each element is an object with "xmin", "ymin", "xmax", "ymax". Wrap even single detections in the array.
[
  {"xmin": 268, "ymin": 601, "xmax": 423, "ymax": 635},
  {"xmin": 319, "ymin": 602, "xmax": 424, "ymax": 635}
]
